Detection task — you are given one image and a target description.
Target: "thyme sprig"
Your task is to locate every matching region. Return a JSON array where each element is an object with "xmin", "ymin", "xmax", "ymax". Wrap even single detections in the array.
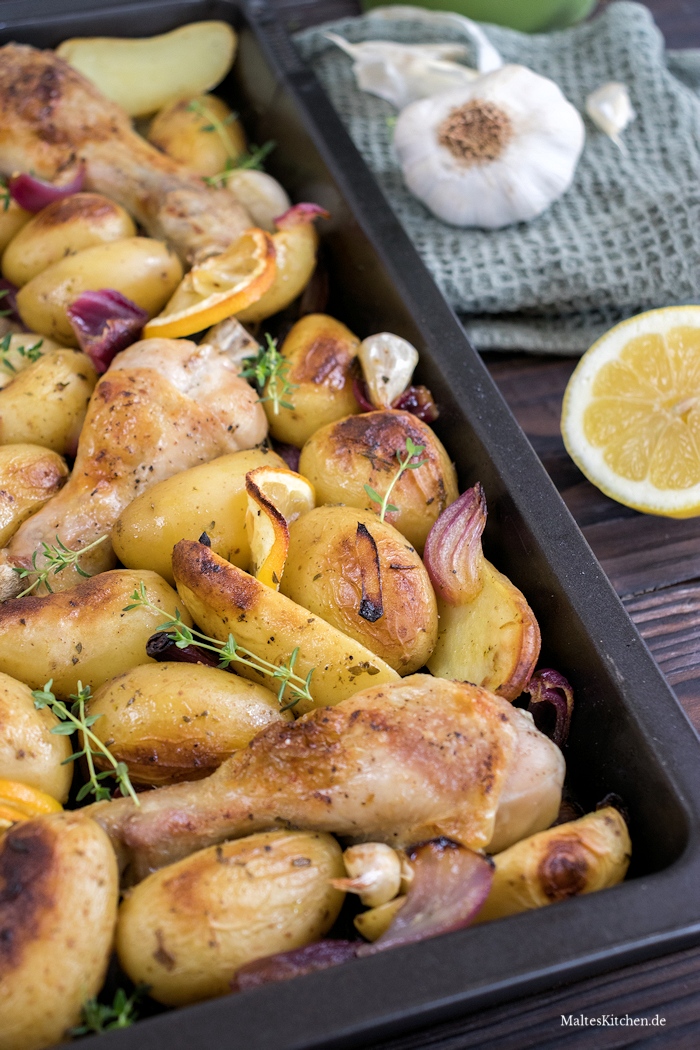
[
  {"xmin": 31, "ymin": 680, "xmax": 140, "ymax": 806},
  {"xmin": 186, "ymin": 98, "xmax": 239, "ymax": 158},
  {"xmin": 203, "ymin": 140, "xmax": 276, "ymax": 187},
  {"xmin": 70, "ymin": 985, "xmax": 149, "ymax": 1035},
  {"xmin": 124, "ymin": 583, "xmax": 313, "ymax": 712},
  {"xmin": 0, "ymin": 177, "xmax": 10, "ymax": 213},
  {"xmin": 364, "ymin": 437, "xmax": 428, "ymax": 522},
  {"xmin": 0, "ymin": 332, "xmax": 43, "ymax": 377},
  {"xmin": 241, "ymin": 333, "xmax": 297, "ymax": 415},
  {"xmin": 13, "ymin": 533, "xmax": 108, "ymax": 598}
]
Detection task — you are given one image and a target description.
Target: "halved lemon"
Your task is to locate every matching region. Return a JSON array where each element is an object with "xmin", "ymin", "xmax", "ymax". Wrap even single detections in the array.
[
  {"xmin": 0, "ymin": 778, "xmax": 62, "ymax": 832},
  {"xmin": 562, "ymin": 306, "xmax": 700, "ymax": 517},
  {"xmin": 143, "ymin": 227, "xmax": 276, "ymax": 339},
  {"xmin": 245, "ymin": 466, "xmax": 315, "ymax": 589}
]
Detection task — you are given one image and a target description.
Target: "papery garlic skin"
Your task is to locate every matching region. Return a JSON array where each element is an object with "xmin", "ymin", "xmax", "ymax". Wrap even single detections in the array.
[
  {"xmin": 358, "ymin": 332, "xmax": 419, "ymax": 408},
  {"xmin": 394, "ymin": 65, "xmax": 585, "ymax": 229},
  {"xmin": 585, "ymin": 82, "xmax": 635, "ymax": 150}
]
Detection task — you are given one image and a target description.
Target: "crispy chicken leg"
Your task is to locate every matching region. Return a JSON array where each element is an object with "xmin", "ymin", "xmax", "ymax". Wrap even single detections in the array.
[
  {"xmin": 0, "ymin": 44, "xmax": 252, "ymax": 261},
  {"xmin": 90, "ymin": 675, "xmax": 565, "ymax": 882},
  {"xmin": 0, "ymin": 338, "xmax": 267, "ymax": 596}
]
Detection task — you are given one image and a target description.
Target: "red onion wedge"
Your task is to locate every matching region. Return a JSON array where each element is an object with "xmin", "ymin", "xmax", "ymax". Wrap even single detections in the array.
[
  {"xmin": 9, "ymin": 165, "xmax": 85, "ymax": 213},
  {"xmin": 231, "ymin": 940, "xmax": 358, "ymax": 992},
  {"xmin": 358, "ymin": 838, "xmax": 493, "ymax": 955},
  {"xmin": 525, "ymin": 668, "xmax": 574, "ymax": 748},
  {"xmin": 352, "ymin": 374, "xmax": 375, "ymax": 413},
  {"xmin": 423, "ymin": 483, "xmax": 487, "ymax": 605},
  {"xmin": 274, "ymin": 202, "xmax": 330, "ymax": 229},
  {"xmin": 393, "ymin": 385, "xmax": 439, "ymax": 423},
  {"xmin": 145, "ymin": 631, "xmax": 222, "ymax": 669},
  {"xmin": 67, "ymin": 289, "xmax": 148, "ymax": 373}
]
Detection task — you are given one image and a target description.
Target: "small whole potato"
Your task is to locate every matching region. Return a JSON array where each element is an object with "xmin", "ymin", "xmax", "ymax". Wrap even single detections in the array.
[
  {"xmin": 148, "ymin": 94, "xmax": 246, "ymax": 177},
  {"xmin": 16, "ymin": 237, "xmax": 183, "ymax": 345},
  {"xmin": 112, "ymin": 447, "xmax": 285, "ymax": 585},
  {"xmin": 0, "ymin": 335, "xmax": 63, "ymax": 392},
  {"xmin": 0, "ymin": 349, "xmax": 98, "ymax": 455},
  {"xmin": 0, "ymin": 444, "xmax": 68, "ymax": 547},
  {"xmin": 2, "ymin": 193, "xmax": 136, "ymax": 287},
  {"xmin": 264, "ymin": 314, "xmax": 362, "ymax": 448},
  {"xmin": 0, "ymin": 670, "xmax": 72, "ymax": 802},
  {"xmin": 0, "ymin": 812, "xmax": 118, "ymax": 1050},
  {"xmin": 0, "ymin": 199, "xmax": 31, "ymax": 254},
  {"xmin": 88, "ymin": 662, "xmax": 292, "ymax": 786},
  {"xmin": 281, "ymin": 506, "xmax": 437, "ymax": 674},
  {"xmin": 116, "ymin": 830, "xmax": 344, "ymax": 1005},
  {"xmin": 299, "ymin": 410, "xmax": 459, "ymax": 551}
]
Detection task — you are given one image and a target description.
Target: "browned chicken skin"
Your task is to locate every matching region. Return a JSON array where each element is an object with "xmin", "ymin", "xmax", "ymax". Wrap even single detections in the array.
[
  {"xmin": 90, "ymin": 676, "xmax": 565, "ymax": 882},
  {"xmin": 0, "ymin": 44, "xmax": 251, "ymax": 261}
]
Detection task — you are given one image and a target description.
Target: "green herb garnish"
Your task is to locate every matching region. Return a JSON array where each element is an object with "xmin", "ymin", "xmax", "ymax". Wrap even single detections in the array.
[
  {"xmin": 186, "ymin": 98, "xmax": 239, "ymax": 156},
  {"xmin": 70, "ymin": 985, "xmax": 149, "ymax": 1035},
  {"xmin": 203, "ymin": 140, "xmax": 276, "ymax": 187},
  {"xmin": 12, "ymin": 533, "xmax": 108, "ymax": 598},
  {"xmin": 364, "ymin": 437, "xmax": 428, "ymax": 522},
  {"xmin": 0, "ymin": 332, "xmax": 43, "ymax": 376},
  {"xmin": 241, "ymin": 333, "xmax": 297, "ymax": 415}
]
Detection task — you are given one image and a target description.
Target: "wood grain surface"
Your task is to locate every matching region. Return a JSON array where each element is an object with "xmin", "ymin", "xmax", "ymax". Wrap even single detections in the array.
[{"xmin": 274, "ymin": 0, "xmax": 700, "ymax": 1045}]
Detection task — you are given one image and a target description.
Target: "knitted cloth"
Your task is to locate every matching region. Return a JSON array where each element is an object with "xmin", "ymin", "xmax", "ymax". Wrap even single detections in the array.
[{"xmin": 294, "ymin": 3, "xmax": 700, "ymax": 353}]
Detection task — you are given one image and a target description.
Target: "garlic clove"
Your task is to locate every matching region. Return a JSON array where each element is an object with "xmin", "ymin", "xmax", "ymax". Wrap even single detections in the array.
[
  {"xmin": 585, "ymin": 81, "xmax": 635, "ymax": 151},
  {"xmin": 365, "ymin": 5, "xmax": 503, "ymax": 74},
  {"xmin": 358, "ymin": 332, "xmax": 419, "ymax": 409},
  {"xmin": 331, "ymin": 842, "xmax": 402, "ymax": 907},
  {"xmin": 221, "ymin": 169, "xmax": 291, "ymax": 232}
]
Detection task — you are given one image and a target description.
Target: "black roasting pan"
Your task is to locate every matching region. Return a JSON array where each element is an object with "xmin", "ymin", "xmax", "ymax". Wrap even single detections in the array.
[{"xmin": 2, "ymin": 0, "xmax": 700, "ymax": 1046}]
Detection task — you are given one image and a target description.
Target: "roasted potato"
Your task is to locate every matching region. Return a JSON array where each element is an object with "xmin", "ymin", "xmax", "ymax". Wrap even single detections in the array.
[
  {"xmin": 354, "ymin": 895, "xmax": 406, "ymax": 942},
  {"xmin": 172, "ymin": 539, "xmax": 399, "ymax": 714},
  {"xmin": 0, "ymin": 812, "xmax": 118, "ymax": 1050},
  {"xmin": 0, "ymin": 569, "xmax": 191, "ymax": 697},
  {"xmin": 0, "ymin": 444, "xmax": 68, "ymax": 547},
  {"xmin": 263, "ymin": 314, "xmax": 362, "ymax": 447},
  {"xmin": 116, "ymin": 830, "xmax": 344, "ymax": 1005},
  {"xmin": 57, "ymin": 21, "xmax": 237, "ymax": 118},
  {"xmin": 148, "ymin": 94, "xmax": 246, "ymax": 177},
  {"xmin": 237, "ymin": 218, "xmax": 319, "ymax": 324},
  {"xmin": 16, "ymin": 238, "xmax": 183, "ymax": 345},
  {"xmin": 87, "ymin": 662, "xmax": 292, "ymax": 786},
  {"xmin": 0, "ymin": 671, "xmax": 72, "ymax": 802},
  {"xmin": 0, "ymin": 335, "xmax": 63, "ymax": 392},
  {"xmin": 0, "ymin": 200, "xmax": 31, "ymax": 254},
  {"xmin": 299, "ymin": 410, "xmax": 459, "ymax": 551},
  {"xmin": 0, "ymin": 349, "xmax": 97, "ymax": 455},
  {"xmin": 112, "ymin": 447, "xmax": 285, "ymax": 586},
  {"xmin": 2, "ymin": 193, "xmax": 136, "ymax": 288},
  {"xmin": 281, "ymin": 506, "xmax": 437, "ymax": 674}
]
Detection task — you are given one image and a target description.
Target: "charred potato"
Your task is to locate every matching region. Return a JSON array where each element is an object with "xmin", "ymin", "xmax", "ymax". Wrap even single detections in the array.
[
  {"xmin": 0, "ymin": 444, "xmax": 68, "ymax": 547},
  {"xmin": 112, "ymin": 447, "xmax": 285, "ymax": 586},
  {"xmin": 116, "ymin": 830, "xmax": 344, "ymax": 1005},
  {"xmin": 2, "ymin": 193, "xmax": 136, "ymax": 287},
  {"xmin": 16, "ymin": 238, "xmax": 183, "ymax": 345},
  {"xmin": 0, "ymin": 569, "xmax": 191, "ymax": 697},
  {"xmin": 281, "ymin": 506, "xmax": 437, "ymax": 674},
  {"xmin": 264, "ymin": 314, "xmax": 362, "ymax": 447},
  {"xmin": 87, "ymin": 662, "xmax": 292, "ymax": 786},
  {"xmin": 0, "ymin": 812, "xmax": 118, "ymax": 1050},
  {"xmin": 0, "ymin": 671, "xmax": 72, "ymax": 802},
  {"xmin": 0, "ymin": 350, "xmax": 98, "ymax": 455},
  {"xmin": 148, "ymin": 94, "xmax": 246, "ymax": 176},
  {"xmin": 299, "ymin": 410, "xmax": 458, "ymax": 551}
]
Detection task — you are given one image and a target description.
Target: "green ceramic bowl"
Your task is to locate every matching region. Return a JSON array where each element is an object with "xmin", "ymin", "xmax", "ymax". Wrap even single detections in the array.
[{"xmin": 361, "ymin": 0, "xmax": 597, "ymax": 33}]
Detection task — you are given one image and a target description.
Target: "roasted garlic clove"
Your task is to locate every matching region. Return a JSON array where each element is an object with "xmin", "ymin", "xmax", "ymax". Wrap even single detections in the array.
[
  {"xmin": 358, "ymin": 332, "xmax": 419, "ymax": 410},
  {"xmin": 331, "ymin": 842, "xmax": 403, "ymax": 907}
]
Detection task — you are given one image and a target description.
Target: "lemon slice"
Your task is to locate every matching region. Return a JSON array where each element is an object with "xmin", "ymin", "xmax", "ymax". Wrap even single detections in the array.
[
  {"xmin": 0, "ymin": 779, "xmax": 62, "ymax": 831},
  {"xmin": 245, "ymin": 466, "xmax": 315, "ymax": 589},
  {"xmin": 143, "ymin": 227, "xmax": 276, "ymax": 339},
  {"xmin": 562, "ymin": 306, "xmax": 700, "ymax": 517}
]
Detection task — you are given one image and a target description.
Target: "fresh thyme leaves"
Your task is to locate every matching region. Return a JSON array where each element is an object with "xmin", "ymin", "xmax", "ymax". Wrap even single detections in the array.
[
  {"xmin": 124, "ymin": 582, "xmax": 314, "ymax": 712},
  {"xmin": 12, "ymin": 533, "xmax": 108, "ymax": 598},
  {"xmin": 364, "ymin": 437, "xmax": 428, "ymax": 522},
  {"xmin": 203, "ymin": 140, "xmax": 276, "ymax": 187},
  {"xmin": 0, "ymin": 177, "xmax": 10, "ymax": 213},
  {"xmin": 32, "ymin": 680, "xmax": 140, "ymax": 806},
  {"xmin": 241, "ymin": 333, "xmax": 297, "ymax": 415},
  {"xmin": 0, "ymin": 332, "xmax": 43, "ymax": 376},
  {"xmin": 0, "ymin": 288, "xmax": 12, "ymax": 319},
  {"xmin": 70, "ymin": 985, "xmax": 149, "ymax": 1035},
  {"xmin": 186, "ymin": 98, "xmax": 239, "ymax": 157}
]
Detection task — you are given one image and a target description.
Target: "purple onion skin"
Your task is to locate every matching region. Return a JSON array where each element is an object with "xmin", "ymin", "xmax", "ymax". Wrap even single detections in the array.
[
  {"xmin": 393, "ymin": 385, "xmax": 439, "ymax": 423},
  {"xmin": 9, "ymin": 166, "xmax": 85, "ymax": 213},
  {"xmin": 525, "ymin": 668, "xmax": 574, "ymax": 748},
  {"xmin": 274, "ymin": 202, "xmax": 330, "ymax": 229},
  {"xmin": 271, "ymin": 439, "xmax": 301, "ymax": 472},
  {"xmin": 231, "ymin": 940, "xmax": 358, "ymax": 992},
  {"xmin": 66, "ymin": 289, "xmax": 148, "ymax": 373},
  {"xmin": 146, "ymin": 632, "xmax": 222, "ymax": 669},
  {"xmin": 424, "ymin": 483, "xmax": 487, "ymax": 606}
]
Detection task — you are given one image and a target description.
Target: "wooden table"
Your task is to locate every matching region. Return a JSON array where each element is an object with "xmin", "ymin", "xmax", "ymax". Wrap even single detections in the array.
[{"xmin": 272, "ymin": 0, "xmax": 700, "ymax": 1044}]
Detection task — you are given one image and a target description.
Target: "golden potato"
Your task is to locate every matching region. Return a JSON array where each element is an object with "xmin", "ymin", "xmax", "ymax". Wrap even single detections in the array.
[
  {"xmin": 88, "ymin": 661, "xmax": 292, "ymax": 786},
  {"xmin": 0, "ymin": 812, "xmax": 118, "ymax": 1050},
  {"xmin": 0, "ymin": 200, "xmax": 31, "ymax": 254},
  {"xmin": 0, "ymin": 349, "xmax": 97, "ymax": 454},
  {"xmin": 299, "ymin": 410, "xmax": 459, "ymax": 551},
  {"xmin": 0, "ymin": 569, "xmax": 191, "ymax": 697},
  {"xmin": 16, "ymin": 237, "xmax": 183, "ymax": 345},
  {"xmin": 116, "ymin": 830, "xmax": 344, "ymax": 1005},
  {"xmin": 148, "ymin": 94, "xmax": 246, "ymax": 177},
  {"xmin": 354, "ymin": 895, "xmax": 405, "ymax": 942},
  {"xmin": 2, "ymin": 193, "xmax": 136, "ymax": 288},
  {"xmin": 0, "ymin": 444, "xmax": 68, "ymax": 547},
  {"xmin": 57, "ymin": 21, "xmax": 237, "ymax": 118},
  {"xmin": 0, "ymin": 334, "xmax": 63, "ymax": 392},
  {"xmin": 264, "ymin": 314, "xmax": 362, "ymax": 447},
  {"xmin": 281, "ymin": 506, "xmax": 437, "ymax": 674},
  {"xmin": 172, "ymin": 539, "xmax": 399, "ymax": 714},
  {"xmin": 0, "ymin": 671, "xmax": 72, "ymax": 802},
  {"xmin": 112, "ymin": 447, "xmax": 285, "ymax": 586},
  {"xmin": 237, "ymin": 220, "xmax": 319, "ymax": 324}
]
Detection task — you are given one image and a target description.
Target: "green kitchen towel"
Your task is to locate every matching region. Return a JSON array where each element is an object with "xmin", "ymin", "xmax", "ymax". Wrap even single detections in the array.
[{"xmin": 294, "ymin": 3, "xmax": 700, "ymax": 353}]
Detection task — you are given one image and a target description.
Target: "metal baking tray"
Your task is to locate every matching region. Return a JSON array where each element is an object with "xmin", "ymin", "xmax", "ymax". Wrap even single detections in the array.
[{"xmin": 2, "ymin": 0, "xmax": 700, "ymax": 1046}]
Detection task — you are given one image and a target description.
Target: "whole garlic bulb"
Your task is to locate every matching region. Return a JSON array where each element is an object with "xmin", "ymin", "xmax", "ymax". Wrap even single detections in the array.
[{"xmin": 394, "ymin": 64, "xmax": 585, "ymax": 229}]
